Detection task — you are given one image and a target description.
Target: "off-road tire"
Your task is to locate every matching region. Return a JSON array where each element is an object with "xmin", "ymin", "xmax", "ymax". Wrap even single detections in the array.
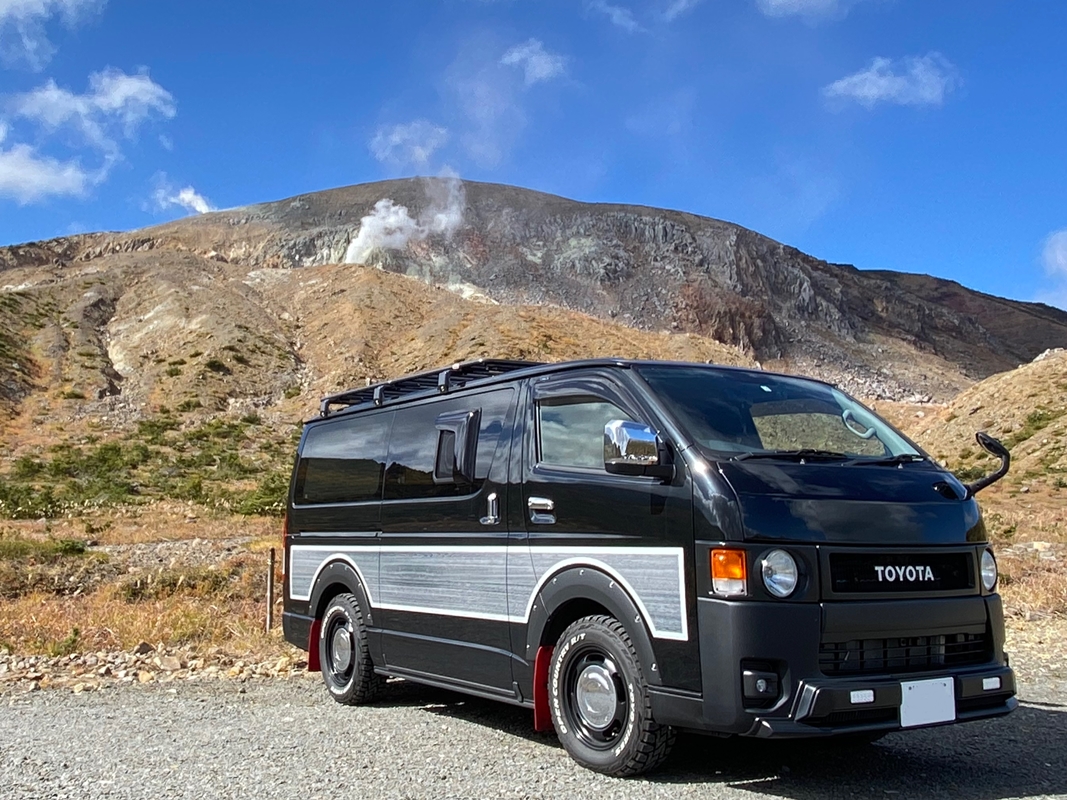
[
  {"xmin": 549, "ymin": 614, "xmax": 675, "ymax": 776},
  {"xmin": 318, "ymin": 593, "xmax": 382, "ymax": 705}
]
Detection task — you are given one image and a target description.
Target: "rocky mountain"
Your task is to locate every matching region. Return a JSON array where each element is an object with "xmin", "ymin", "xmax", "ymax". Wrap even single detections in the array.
[{"xmin": 3, "ymin": 177, "xmax": 1067, "ymax": 410}]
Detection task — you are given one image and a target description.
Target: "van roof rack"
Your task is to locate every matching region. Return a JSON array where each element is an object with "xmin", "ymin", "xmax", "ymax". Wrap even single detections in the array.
[{"xmin": 319, "ymin": 358, "xmax": 543, "ymax": 417}]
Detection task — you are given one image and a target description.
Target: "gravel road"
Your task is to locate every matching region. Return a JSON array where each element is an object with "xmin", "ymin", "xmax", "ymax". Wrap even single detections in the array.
[{"xmin": 2, "ymin": 674, "xmax": 1065, "ymax": 800}]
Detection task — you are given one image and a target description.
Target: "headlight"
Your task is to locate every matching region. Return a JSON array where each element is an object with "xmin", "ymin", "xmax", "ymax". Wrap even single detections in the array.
[
  {"xmin": 981, "ymin": 549, "xmax": 998, "ymax": 591},
  {"xmin": 761, "ymin": 549, "xmax": 798, "ymax": 598}
]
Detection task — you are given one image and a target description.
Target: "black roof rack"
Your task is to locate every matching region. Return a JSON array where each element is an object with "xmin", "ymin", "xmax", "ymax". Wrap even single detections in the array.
[{"xmin": 319, "ymin": 358, "xmax": 543, "ymax": 417}]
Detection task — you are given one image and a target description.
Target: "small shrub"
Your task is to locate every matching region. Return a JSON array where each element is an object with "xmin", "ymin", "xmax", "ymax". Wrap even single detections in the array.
[
  {"xmin": 204, "ymin": 359, "xmax": 231, "ymax": 375},
  {"xmin": 61, "ymin": 389, "xmax": 86, "ymax": 400},
  {"xmin": 231, "ymin": 471, "xmax": 289, "ymax": 516},
  {"xmin": 283, "ymin": 385, "xmax": 301, "ymax": 399},
  {"xmin": 136, "ymin": 417, "xmax": 180, "ymax": 445},
  {"xmin": 47, "ymin": 627, "xmax": 81, "ymax": 657},
  {"xmin": 12, "ymin": 455, "xmax": 44, "ymax": 479},
  {"xmin": 176, "ymin": 398, "xmax": 202, "ymax": 412},
  {"xmin": 165, "ymin": 366, "xmax": 182, "ymax": 377}
]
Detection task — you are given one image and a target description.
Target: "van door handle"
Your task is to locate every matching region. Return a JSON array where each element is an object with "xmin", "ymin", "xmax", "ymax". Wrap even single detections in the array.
[
  {"xmin": 480, "ymin": 492, "xmax": 500, "ymax": 526},
  {"xmin": 528, "ymin": 496, "xmax": 556, "ymax": 525}
]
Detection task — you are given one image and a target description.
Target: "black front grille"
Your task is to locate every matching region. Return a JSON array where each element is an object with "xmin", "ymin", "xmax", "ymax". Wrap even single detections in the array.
[
  {"xmin": 820, "ymin": 632, "xmax": 991, "ymax": 675},
  {"xmin": 829, "ymin": 551, "xmax": 974, "ymax": 594}
]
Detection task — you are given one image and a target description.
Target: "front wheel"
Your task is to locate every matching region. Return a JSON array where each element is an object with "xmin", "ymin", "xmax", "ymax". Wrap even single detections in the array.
[
  {"xmin": 549, "ymin": 615, "xmax": 675, "ymax": 776},
  {"xmin": 318, "ymin": 593, "xmax": 382, "ymax": 705}
]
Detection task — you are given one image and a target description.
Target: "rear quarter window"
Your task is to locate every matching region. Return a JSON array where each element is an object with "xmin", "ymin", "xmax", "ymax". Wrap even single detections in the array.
[{"xmin": 294, "ymin": 412, "xmax": 393, "ymax": 504}]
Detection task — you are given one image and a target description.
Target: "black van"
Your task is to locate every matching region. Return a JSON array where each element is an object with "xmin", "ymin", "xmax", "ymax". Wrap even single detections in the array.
[{"xmin": 281, "ymin": 359, "xmax": 1016, "ymax": 776}]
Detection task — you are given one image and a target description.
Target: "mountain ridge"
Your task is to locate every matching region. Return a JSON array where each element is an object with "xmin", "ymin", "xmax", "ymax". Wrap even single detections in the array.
[{"xmin": 3, "ymin": 178, "xmax": 1067, "ymax": 405}]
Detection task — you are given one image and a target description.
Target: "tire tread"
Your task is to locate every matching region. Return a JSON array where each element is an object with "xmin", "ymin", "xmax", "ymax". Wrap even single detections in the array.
[
  {"xmin": 322, "ymin": 592, "xmax": 383, "ymax": 705},
  {"xmin": 552, "ymin": 614, "xmax": 675, "ymax": 776}
]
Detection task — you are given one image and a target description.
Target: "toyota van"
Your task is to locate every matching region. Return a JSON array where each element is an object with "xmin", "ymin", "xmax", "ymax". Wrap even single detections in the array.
[{"xmin": 281, "ymin": 359, "xmax": 1015, "ymax": 776}]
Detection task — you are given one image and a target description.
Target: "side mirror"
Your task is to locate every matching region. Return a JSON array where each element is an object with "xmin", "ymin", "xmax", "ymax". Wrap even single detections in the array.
[
  {"xmin": 962, "ymin": 432, "xmax": 1010, "ymax": 499},
  {"xmin": 604, "ymin": 420, "xmax": 673, "ymax": 479}
]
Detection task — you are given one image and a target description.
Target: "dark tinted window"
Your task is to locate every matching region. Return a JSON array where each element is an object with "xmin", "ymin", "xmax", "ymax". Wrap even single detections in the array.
[
  {"xmin": 294, "ymin": 412, "xmax": 393, "ymax": 504},
  {"xmin": 385, "ymin": 389, "xmax": 512, "ymax": 501},
  {"xmin": 538, "ymin": 398, "xmax": 634, "ymax": 469}
]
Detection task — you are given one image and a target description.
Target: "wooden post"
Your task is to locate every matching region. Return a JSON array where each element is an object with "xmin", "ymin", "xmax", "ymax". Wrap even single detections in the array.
[{"xmin": 266, "ymin": 547, "xmax": 276, "ymax": 633}]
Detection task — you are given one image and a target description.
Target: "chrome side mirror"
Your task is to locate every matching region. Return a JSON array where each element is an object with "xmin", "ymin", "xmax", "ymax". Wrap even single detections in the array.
[{"xmin": 604, "ymin": 420, "xmax": 671, "ymax": 478}]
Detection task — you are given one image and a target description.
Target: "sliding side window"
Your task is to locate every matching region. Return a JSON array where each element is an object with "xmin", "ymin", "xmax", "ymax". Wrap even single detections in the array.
[{"xmin": 384, "ymin": 390, "xmax": 512, "ymax": 500}]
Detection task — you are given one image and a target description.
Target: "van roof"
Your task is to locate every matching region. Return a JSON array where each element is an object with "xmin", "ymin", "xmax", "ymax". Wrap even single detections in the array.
[{"xmin": 312, "ymin": 358, "xmax": 835, "ymax": 421}]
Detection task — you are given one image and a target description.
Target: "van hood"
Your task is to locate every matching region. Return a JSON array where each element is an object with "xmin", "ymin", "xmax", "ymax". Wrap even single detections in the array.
[{"xmin": 717, "ymin": 461, "xmax": 986, "ymax": 544}]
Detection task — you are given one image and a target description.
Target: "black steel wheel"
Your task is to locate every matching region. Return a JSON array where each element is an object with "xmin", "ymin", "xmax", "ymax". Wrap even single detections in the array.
[
  {"xmin": 318, "ymin": 593, "xmax": 382, "ymax": 705},
  {"xmin": 549, "ymin": 614, "xmax": 675, "ymax": 776}
]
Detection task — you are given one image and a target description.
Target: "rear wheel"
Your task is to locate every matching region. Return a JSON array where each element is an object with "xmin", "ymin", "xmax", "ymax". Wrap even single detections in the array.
[
  {"xmin": 549, "ymin": 615, "xmax": 675, "ymax": 776},
  {"xmin": 318, "ymin": 593, "xmax": 382, "ymax": 705}
]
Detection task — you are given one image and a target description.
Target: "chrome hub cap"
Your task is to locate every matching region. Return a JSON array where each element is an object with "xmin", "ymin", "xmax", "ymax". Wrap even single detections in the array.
[
  {"xmin": 575, "ymin": 664, "xmax": 617, "ymax": 730},
  {"xmin": 331, "ymin": 625, "xmax": 353, "ymax": 672}
]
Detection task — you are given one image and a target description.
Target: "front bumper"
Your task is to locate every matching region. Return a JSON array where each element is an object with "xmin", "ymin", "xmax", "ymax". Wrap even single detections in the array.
[
  {"xmin": 654, "ymin": 595, "xmax": 1016, "ymax": 737},
  {"xmin": 750, "ymin": 665, "xmax": 1016, "ymax": 737}
]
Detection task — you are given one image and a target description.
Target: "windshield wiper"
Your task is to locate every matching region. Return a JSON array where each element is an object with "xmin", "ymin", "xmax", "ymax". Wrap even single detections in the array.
[
  {"xmin": 733, "ymin": 448, "xmax": 851, "ymax": 462},
  {"xmin": 849, "ymin": 453, "xmax": 927, "ymax": 466}
]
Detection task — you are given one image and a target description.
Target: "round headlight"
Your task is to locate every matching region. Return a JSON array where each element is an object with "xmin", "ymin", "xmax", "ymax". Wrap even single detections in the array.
[
  {"xmin": 761, "ymin": 549, "xmax": 798, "ymax": 598},
  {"xmin": 981, "ymin": 549, "xmax": 998, "ymax": 591}
]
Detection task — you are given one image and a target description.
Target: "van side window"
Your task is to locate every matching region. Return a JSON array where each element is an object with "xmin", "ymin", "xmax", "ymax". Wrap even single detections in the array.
[
  {"xmin": 385, "ymin": 390, "xmax": 512, "ymax": 500},
  {"xmin": 538, "ymin": 398, "xmax": 634, "ymax": 470},
  {"xmin": 294, "ymin": 412, "xmax": 392, "ymax": 504}
]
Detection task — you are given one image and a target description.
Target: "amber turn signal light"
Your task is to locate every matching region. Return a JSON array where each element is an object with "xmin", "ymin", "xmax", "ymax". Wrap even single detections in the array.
[{"xmin": 711, "ymin": 549, "xmax": 747, "ymax": 596}]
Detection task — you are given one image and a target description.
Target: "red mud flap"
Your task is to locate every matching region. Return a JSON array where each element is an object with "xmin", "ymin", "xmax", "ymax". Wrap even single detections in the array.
[
  {"xmin": 307, "ymin": 619, "xmax": 322, "ymax": 672},
  {"xmin": 533, "ymin": 645, "xmax": 554, "ymax": 732}
]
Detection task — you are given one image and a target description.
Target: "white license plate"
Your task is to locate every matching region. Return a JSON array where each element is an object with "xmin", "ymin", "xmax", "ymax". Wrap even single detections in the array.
[{"xmin": 900, "ymin": 677, "xmax": 955, "ymax": 727}]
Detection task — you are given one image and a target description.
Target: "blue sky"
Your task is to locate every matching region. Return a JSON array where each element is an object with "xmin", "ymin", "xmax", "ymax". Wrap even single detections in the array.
[{"xmin": 1, "ymin": 0, "xmax": 1065, "ymax": 308}]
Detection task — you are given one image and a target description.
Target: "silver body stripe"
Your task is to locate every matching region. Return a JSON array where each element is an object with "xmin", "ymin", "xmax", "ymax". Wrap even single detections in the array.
[{"xmin": 288, "ymin": 543, "xmax": 688, "ymax": 641}]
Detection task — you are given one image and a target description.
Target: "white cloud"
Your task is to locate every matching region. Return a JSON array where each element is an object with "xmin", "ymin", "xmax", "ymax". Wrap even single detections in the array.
[
  {"xmin": 370, "ymin": 120, "xmax": 448, "ymax": 169},
  {"xmin": 151, "ymin": 175, "xmax": 215, "ymax": 215},
  {"xmin": 500, "ymin": 38, "xmax": 567, "ymax": 86},
  {"xmin": 755, "ymin": 0, "xmax": 859, "ymax": 19},
  {"xmin": 588, "ymin": 1, "xmax": 644, "ymax": 32},
  {"xmin": 0, "ymin": 139, "xmax": 93, "ymax": 203},
  {"xmin": 10, "ymin": 67, "xmax": 176, "ymax": 154},
  {"xmin": 663, "ymin": 0, "xmax": 702, "ymax": 21},
  {"xmin": 1033, "ymin": 229, "xmax": 1067, "ymax": 310},
  {"xmin": 1043, "ymin": 230, "xmax": 1067, "ymax": 277},
  {"xmin": 0, "ymin": 0, "xmax": 103, "ymax": 70},
  {"xmin": 822, "ymin": 53, "xmax": 960, "ymax": 109}
]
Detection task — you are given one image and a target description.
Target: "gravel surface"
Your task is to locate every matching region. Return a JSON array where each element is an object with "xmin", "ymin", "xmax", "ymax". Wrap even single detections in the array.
[{"xmin": 2, "ymin": 673, "xmax": 1065, "ymax": 800}]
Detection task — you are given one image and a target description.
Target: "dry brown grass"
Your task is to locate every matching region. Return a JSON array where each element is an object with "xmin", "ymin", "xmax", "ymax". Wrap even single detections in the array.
[
  {"xmin": 998, "ymin": 555, "xmax": 1067, "ymax": 618},
  {"xmin": 0, "ymin": 589, "xmax": 285, "ymax": 657},
  {"xmin": 0, "ymin": 548, "xmax": 285, "ymax": 657},
  {"xmin": 0, "ymin": 510, "xmax": 284, "ymax": 656}
]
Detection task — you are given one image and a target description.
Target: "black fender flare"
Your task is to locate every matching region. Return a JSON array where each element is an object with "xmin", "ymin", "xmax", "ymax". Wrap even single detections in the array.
[
  {"xmin": 524, "ymin": 565, "xmax": 663, "ymax": 687},
  {"xmin": 308, "ymin": 559, "xmax": 375, "ymax": 628}
]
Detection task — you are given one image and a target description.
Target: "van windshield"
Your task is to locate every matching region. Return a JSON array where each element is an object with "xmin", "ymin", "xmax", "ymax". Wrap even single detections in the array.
[{"xmin": 636, "ymin": 366, "xmax": 922, "ymax": 461}]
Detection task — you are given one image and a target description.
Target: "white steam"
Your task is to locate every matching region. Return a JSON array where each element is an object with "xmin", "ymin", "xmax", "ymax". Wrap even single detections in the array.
[{"xmin": 344, "ymin": 176, "xmax": 466, "ymax": 265}]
